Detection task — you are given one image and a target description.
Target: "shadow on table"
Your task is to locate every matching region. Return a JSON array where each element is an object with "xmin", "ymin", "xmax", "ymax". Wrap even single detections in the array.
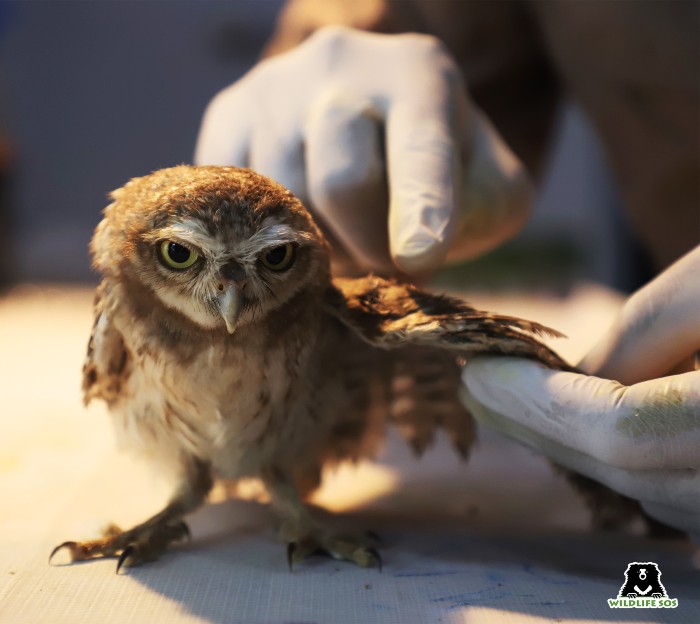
[{"xmin": 123, "ymin": 496, "xmax": 698, "ymax": 624}]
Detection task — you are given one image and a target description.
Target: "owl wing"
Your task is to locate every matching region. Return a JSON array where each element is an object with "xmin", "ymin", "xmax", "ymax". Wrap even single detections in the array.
[
  {"xmin": 321, "ymin": 275, "xmax": 571, "ymax": 460},
  {"xmin": 325, "ymin": 275, "xmax": 573, "ymax": 371},
  {"xmin": 324, "ymin": 276, "xmax": 653, "ymax": 533},
  {"xmin": 82, "ymin": 286, "xmax": 130, "ymax": 406}
]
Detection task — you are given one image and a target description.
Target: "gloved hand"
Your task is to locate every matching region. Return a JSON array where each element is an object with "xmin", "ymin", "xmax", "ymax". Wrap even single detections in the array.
[
  {"xmin": 461, "ymin": 245, "xmax": 700, "ymax": 540},
  {"xmin": 195, "ymin": 25, "xmax": 532, "ymax": 274}
]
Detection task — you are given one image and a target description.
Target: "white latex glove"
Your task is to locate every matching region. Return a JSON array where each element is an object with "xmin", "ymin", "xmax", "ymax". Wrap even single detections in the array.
[
  {"xmin": 195, "ymin": 25, "xmax": 532, "ymax": 274},
  {"xmin": 461, "ymin": 245, "xmax": 700, "ymax": 540}
]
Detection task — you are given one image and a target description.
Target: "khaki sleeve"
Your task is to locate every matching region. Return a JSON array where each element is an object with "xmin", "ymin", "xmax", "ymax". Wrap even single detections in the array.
[
  {"xmin": 532, "ymin": 1, "xmax": 700, "ymax": 271},
  {"xmin": 262, "ymin": 0, "xmax": 405, "ymax": 57}
]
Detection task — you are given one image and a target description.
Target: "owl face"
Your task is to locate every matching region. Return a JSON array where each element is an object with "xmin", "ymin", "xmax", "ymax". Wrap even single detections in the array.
[{"xmin": 92, "ymin": 166, "xmax": 330, "ymax": 334}]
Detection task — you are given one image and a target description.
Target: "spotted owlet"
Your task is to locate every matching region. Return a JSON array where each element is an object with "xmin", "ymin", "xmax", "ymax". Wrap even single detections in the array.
[{"xmin": 50, "ymin": 165, "xmax": 637, "ymax": 573}]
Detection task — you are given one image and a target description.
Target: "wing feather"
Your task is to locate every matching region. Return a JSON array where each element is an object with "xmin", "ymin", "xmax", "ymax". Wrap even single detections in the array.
[
  {"xmin": 82, "ymin": 286, "xmax": 130, "ymax": 406},
  {"xmin": 325, "ymin": 276, "xmax": 654, "ymax": 532},
  {"xmin": 326, "ymin": 275, "xmax": 574, "ymax": 371}
]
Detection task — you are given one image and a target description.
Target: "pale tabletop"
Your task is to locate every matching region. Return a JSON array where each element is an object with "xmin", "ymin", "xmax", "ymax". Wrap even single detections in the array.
[{"xmin": 0, "ymin": 284, "xmax": 697, "ymax": 624}]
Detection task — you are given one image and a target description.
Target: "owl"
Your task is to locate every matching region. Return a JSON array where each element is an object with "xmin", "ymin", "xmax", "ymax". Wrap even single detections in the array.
[{"xmin": 49, "ymin": 166, "xmax": 641, "ymax": 574}]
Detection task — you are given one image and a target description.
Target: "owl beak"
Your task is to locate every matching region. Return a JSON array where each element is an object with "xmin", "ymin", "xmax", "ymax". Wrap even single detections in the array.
[{"xmin": 217, "ymin": 284, "xmax": 243, "ymax": 334}]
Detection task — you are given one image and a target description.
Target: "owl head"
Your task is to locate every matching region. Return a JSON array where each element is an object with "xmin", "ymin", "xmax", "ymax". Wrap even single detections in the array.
[{"xmin": 91, "ymin": 166, "xmax": 330, "ymax": 334}]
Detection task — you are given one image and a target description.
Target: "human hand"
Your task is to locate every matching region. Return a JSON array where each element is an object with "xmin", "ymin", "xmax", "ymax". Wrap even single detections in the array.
[
  {"xmin": 460, "ymin": 246, "xmax": 700, "ymax": 539},
  {"xmin": 195, "ymin": 26, "xmax": 532, "ymax": 274}
]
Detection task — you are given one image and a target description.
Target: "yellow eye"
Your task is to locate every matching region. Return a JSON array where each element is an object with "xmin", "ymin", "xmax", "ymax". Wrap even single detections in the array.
[
  {"xmin": 260, "ymin": 243, "xmax": 295, "ymax": 272},
  {"xmin": 159, "ymin": 241, "xmax": 199, "ymax": 270}
]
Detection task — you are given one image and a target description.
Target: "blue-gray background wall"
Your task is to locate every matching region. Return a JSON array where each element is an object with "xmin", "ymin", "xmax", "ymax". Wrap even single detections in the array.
[{"xmin": 1, "ymin": 0, "xmax": 284, "ymax": 280}]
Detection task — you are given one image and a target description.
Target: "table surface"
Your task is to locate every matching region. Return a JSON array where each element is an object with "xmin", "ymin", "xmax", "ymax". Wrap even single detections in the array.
[{"xmin": 0, "ymin": 284, "xmax": 697, "ymax": 624}]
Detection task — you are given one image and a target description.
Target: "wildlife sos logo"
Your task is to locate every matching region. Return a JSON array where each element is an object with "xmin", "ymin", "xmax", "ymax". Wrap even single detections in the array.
[{"xmin": 608, "ymin": 562, "xmax": 678, "ymax": 609}]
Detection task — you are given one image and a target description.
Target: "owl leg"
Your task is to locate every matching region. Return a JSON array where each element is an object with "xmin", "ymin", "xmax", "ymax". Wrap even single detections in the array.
[
  {"xmin": 262, "ymin": 468, "xmax": 381, "ymax": 570},
  {"xmin": 50, "ymin": 460, "xmax": 212, "ymax": 573}
]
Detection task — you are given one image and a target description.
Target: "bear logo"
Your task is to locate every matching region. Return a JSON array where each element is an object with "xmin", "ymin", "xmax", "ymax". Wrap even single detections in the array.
[{"xmin": 618, "ymin": 562, "xmax": 667, "ymax": 599}]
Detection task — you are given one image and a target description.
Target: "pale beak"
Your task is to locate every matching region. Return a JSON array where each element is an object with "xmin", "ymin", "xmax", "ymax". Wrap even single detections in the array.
[{"xmin": 217, "ymin": 284, "xmax": 243, "ymax": 334}]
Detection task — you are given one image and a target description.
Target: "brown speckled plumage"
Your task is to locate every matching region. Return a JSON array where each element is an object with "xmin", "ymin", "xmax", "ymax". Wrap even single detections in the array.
[{"xmin": 52, "ymin": 165, "xmax": 634, "ymax": 572}]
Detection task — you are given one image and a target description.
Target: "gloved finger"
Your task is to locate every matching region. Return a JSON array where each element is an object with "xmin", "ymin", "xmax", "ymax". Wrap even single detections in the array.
[
  {"xmin": 461, "ymin": 364, "xmax": 700, "ymax": 538},
  {"xmin": 447, "ymin": 111, "xmax": 533, "ymax": 262},
  {"xmin": 384, "ymin": 41, "xmax": 463, "ymax": 274},
  {"xmin": 305, "ymin": 89, "xmax": 392, "ymax": 271},
  {"xmin": 194, "ymin": 80, "xmax": 251, "ymax": 167},
  {"xmin": 461, "ymin": 357, "xmax": 700, "ymax": 470},
  {"xmin": 581, "ymin": 245, "xmax": 700, "ymax": 384},
  {"xmin": 248, "ymin": 116, "xmax": 307, "ymax": 206}
]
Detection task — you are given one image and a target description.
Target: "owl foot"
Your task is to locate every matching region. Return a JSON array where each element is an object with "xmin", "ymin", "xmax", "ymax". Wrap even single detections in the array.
[
  {"xmin": 49, "ymin": 520, "xmax": 190, "ymax": 573},
  {"xmin": 285, "ymin": 530, "xmax": 382, "ymax": 571}
]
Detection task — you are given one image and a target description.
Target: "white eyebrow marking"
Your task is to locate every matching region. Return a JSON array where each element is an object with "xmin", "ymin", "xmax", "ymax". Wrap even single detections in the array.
[
  {"xmin": 150, "ymin": 220, "xmax": 227, "ymax": 261},
  {"xmin": 236, "ymin": 219, "xmax": 313, "ymax": 261}
]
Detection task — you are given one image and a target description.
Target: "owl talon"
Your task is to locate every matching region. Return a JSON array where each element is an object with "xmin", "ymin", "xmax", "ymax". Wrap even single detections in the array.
[
  {"xmin": 49, "ymin": 541, "xmax": 78, "ymax": 564},
  {"xmin": 49, "ymin": 518, "xmax": 190, "ymax": 570},
  {"xmin": 179, "ymin": 521, "xmax": 192, "ymax": 543},
  {"xmin": 366, "ymin": 547, "xmax": 382, "ymax": 572},
  {"xmin": 280, "ymin": 528, "xmax": 383, "ymax": 570},
  {"xmin": 116, "ymin": 545, "xmax": 136, "ymax": 574}
]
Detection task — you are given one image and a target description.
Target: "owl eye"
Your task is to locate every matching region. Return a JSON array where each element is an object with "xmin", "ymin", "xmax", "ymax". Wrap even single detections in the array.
[
  {"xmin": 260, "ymin": 243, "xmax": 295, "ymax": 272},
  {"xmin": 158, "ymin": 240, "xmax": 199, "ymax": 270}
]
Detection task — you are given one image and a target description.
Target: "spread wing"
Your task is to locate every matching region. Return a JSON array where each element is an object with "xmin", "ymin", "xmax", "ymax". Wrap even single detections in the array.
[
  {"xmin": 324, "ymin": 276, "xmax": 655, "ymax": 533},
  {"xmin": 82, "ymin": 285, "xmax": 130, "ymax": 406},
  {"xmin": 325, "ymin": 275, "xmax": 574, "ymax": 371},
  {"xmin": 322, "ymin": 275, "xmax": 572, "ymax": 461}
]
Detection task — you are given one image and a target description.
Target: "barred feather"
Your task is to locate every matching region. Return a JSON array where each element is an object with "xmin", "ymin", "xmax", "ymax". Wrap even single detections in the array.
[{"xmin": 327, "ymin": 275, "xmax": 575, "ymax": 372}]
